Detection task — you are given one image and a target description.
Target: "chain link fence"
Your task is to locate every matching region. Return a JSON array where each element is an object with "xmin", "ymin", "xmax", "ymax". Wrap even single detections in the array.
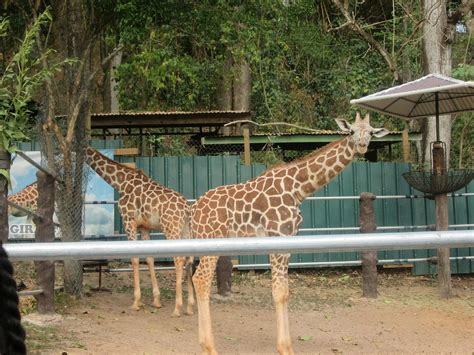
[{"xmin": 37, "ymin": 113, "xmax": 89, "ymax": 295}]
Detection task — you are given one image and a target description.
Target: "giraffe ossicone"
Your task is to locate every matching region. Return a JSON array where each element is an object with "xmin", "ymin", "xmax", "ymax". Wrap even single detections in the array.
[
  {"xmin": 85, "ymin": 147, "xmax": 195, "ymax": 316},
  {"xmin": 191, "ymin": 113, "xmax": 389, "ymax": 354}
]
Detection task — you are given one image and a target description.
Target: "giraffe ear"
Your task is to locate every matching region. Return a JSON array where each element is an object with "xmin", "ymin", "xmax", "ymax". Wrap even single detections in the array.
[
  {"xmin": 364, "ymin": 113, "xmax": 370, "ymax": 122},
  {"xmin": 372, "ymin": 127, "xmax": 390, "ymax": 138},
  {"xmin": 335, "ymin": 118, "xmax": 352, "ymax": 132},
  {"xmin": 355, "ymin": 112, "xmax": 362, "ymax": 123}
]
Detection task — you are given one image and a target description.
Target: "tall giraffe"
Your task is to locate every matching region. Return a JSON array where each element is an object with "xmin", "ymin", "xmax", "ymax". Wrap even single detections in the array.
[
  {"xmin": 85, "ymin": 147, "xmax": 194, "ymax": 315},
  {"xmin": 8, "ymin": 182, "xmax": 38, "ymax": 221},
  {"xmin": 191, "ymin": 113, "xmax": 389, "ymax": 354}
]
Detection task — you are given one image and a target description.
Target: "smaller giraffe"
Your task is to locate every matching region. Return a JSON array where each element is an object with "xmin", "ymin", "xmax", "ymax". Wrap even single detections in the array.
[
  {"xmin": 85, "ymin": 147, "xmax": 195, "ymax": 315},
  {"xmin": 8, "ymin": 182, "xmax": 38, "ymax": 221}
]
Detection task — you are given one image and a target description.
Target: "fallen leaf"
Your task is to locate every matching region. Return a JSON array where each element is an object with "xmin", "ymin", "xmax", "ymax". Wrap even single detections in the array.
[
  {"xmin": 224, "ymin": 336, "xmax": 237, "ymax": 341},
  {"xmin": 298, "ymin": 336, "xmax": 313, "ymax": 341},
  {"xmin": 341, "ymin": 336, "xmax": 352, "ymax": 342},
  {"xmin": 175, "ymin": 327, "xmax": 185, "ymax": 332}
]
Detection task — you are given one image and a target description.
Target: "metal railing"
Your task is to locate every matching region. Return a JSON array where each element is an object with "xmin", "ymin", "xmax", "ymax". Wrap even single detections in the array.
[{"xmin": 5, "ymin": 230, "xmax": 474, "ymax": 262}]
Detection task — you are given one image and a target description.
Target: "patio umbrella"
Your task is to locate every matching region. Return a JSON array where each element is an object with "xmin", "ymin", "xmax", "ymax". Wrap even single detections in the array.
[
  {"xmin": 351, "ymin": 73, "xmax": 474, "ymax": 194},
  {"xmin": 351, "ymin": 73, "xmax": 474, "ymax": 299},
  {"xmin": 350, "ymin": 73, "xmax": 474, "ymax": 121}
]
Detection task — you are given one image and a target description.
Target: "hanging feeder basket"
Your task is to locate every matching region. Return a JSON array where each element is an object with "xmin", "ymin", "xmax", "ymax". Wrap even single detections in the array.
[{"xmin": 402, "ymin": 169, "xmax": 474, "ymax": 194}]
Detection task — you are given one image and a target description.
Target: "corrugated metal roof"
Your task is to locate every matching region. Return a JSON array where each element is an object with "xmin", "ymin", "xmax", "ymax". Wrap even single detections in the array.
[
  {"xmin": 90, "ymin": 110, "xmax": 251, "ymax": 129},
  {"xmin": 91, "ymin": 110, "xmax": 250, "ymax": 117}
]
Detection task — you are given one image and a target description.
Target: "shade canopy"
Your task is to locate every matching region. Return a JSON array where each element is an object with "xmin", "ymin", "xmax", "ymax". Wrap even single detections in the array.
[{"xmin": 350, "ymin": 74, "xmax": 474, "ymax": 119}]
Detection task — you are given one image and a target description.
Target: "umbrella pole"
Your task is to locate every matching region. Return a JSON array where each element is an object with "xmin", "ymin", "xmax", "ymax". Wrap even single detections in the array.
[{"xmin": 432, "ymin": 102, "xmax": 452, "ymax": 297}]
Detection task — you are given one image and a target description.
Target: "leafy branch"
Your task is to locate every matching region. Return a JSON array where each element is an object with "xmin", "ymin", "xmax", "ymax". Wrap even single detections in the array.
[{"xmin": 0, "ymin": 9, "xmax": 66, "ymax": 154}]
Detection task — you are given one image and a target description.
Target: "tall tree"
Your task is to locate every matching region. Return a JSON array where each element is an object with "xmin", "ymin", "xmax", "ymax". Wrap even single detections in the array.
[
  {"xmin": 422, "ymin": 0, "xmax": 454, "ymax": 165},
  {"xmin": 28, "ymin": 0, "xmax": 120, "ymax": 296}
]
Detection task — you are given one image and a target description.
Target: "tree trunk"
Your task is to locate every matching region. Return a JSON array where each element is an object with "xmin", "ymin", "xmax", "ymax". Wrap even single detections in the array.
[
  {"xmin": 217, "ymin": 54, "xmax": 233, "ymax": 136},
  {"xmin": 422, "ymin": 0, "xmax": 453, "ymax": 166},
  {"xmin": 215, "ymin": 57, "xmax": 251, "ymax": 297},
  {"xmin": 0, "ymin": 151, "xmax": 10, "ymax": 244},
  {"xmin": 34, "ymin": 171, "xmax": 56, "ymax": 313},
  {"xmin": 233, "ymin": 60, "xmax": 251, "ymax": 111}
]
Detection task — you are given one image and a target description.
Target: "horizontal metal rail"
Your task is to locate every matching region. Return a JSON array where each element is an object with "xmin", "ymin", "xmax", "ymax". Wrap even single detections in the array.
[
  {"xmin": 4, "ymin": 230, "xmax": 474, "ymax": 262},
  {"xmin": 234, "ymin": 256, "xmax": 474, "ymax": 270},
  {"xmin": 15, "ymin": 151, "xmax": 62, "ymax": 183},
  {"xmin": 83, "ymin": 192, "xmax": 474, "ymax": 205},
  {"xmin": 82, "ymin": 255, "xmax": 474, "ymax": 273},
  {"xmin": 18, "ymin": 286, "xmax": 63, "ymax": 297},
  {"xmin": 7, "ymin": 201, "xmax": 42, "ymax": 220}
]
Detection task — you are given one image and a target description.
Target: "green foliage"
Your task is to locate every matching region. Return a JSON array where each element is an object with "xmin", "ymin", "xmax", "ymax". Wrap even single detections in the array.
[
  {"xmin": 113, "ymin": 1, "xmax": 419, "ymax": 135},
  {"xmin": 0, "ymin": 9, "xmax": 59, "ymax": 154},
  {"xmin": 452, "ymin": 64, "xmax": 474, "ymax": 81}
]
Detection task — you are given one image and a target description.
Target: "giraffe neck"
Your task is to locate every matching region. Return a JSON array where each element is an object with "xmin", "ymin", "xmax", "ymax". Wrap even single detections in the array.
[
  {"xmin": 85, "ymin": 148, "xmax": 148, "ymax": 192},
  {"xmin": 270, "ymin": 137, "xmax": 356, "ymax": 203}
]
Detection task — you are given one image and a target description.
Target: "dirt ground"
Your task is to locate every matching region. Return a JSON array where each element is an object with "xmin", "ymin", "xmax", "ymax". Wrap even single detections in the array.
[{"xmin": 17, "ymin": 263, "xmax": 474, "ymax": 354}]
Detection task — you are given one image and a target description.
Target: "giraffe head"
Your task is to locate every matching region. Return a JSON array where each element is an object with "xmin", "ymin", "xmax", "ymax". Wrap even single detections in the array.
[{"xmin": 335, "ymin": 112, "xmax": 389, "ymax": 154}]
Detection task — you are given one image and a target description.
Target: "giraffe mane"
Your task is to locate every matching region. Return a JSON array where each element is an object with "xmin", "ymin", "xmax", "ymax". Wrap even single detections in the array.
[
  {"xmin": 263, "ymin": 136, "xmax": 349, "ymax": 174},
  {"xmin": 87, "ymin": 147, "xmax": 149, "ymax": 178}
]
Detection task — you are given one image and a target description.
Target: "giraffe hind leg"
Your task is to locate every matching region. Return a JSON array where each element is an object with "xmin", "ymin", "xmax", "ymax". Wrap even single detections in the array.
[
  {"xmin": 185, "ymin": 256, "xmax": 195, "ymax": 315},
  {"xmin": 141, "ymin": 229, "xmax": 161, "ymax": 309},
  {"xmin": 270, "ymin": 253, "xmax": 294, "ymax": 355},
  {"xmin": 172, "ymin": 256, "xmax": 185, "ymax": 317},
  {"xmin": 193, "ymin": 255, "xmax": 218, "ymax": 355}
]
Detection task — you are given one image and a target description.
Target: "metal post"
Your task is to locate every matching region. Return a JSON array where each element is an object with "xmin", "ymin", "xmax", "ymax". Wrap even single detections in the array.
[
  {"xmin": 34, "ymin": 170, "xmax": 56, "ymax": 313},
  {"xmin": 432, "ymin": 142, "xmax": 452, "ymax": 299},
  {"xmin": 359, "ymin": 192, "xmax": 378, "ymax": 298}
]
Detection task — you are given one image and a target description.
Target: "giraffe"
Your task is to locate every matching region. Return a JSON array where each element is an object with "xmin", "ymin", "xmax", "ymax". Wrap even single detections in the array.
[
  {"xmin": 191, "ymin": 113, "xmax": 389, "ymax": 354},
  {"xmin": 85, "ymin": 147, "xmax": 195, "ymax": 316},
  {"xmin": 8, "ymin": 182, "xmax": 38, "ymax": 222}
]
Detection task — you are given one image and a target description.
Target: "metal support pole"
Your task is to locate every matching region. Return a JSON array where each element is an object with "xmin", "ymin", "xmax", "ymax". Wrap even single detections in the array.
[{"xmin": 432, "ymin": 141, "xmax": 452, "ymax": 299}]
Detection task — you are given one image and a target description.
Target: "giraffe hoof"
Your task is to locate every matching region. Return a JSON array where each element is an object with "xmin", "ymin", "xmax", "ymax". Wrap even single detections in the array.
[
  {"xmin": 152, "ymin": 302, "xmax": 162, "ymax": 309},
  {"xmin": 171, "ymin": 310, "xmax": 181, "ymax": 317},
  {"xmin": 186, "ymin": 307, "xmax": 194, "ymax": 315},
  {"xmin": 130, "ymin": 304, "xmax": 141, "ymax": 311}
]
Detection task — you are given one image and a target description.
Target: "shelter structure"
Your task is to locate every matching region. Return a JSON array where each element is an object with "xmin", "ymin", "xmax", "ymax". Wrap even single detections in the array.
[{"xmin": 89, "ymin": 110, "xmax": 420, "ymax": 161}]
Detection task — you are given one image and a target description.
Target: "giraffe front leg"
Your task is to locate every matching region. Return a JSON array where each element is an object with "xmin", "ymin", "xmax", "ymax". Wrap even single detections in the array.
[
  {"xmin": 124, "ymin": 219, "xmax": 142, "ymax": 311},
  {"xmin": 270, "ymin": 253, "xmax": 294, "ymax": 355},
  {"xmin": 172, "ymin": 256, "xmax": 185, "ymax": 317},
  {"xmin": 131, "ymin": 257, "xmax": 142, "ymax": 310},
  {"xmin": 193, "ymin": 256, "xmax": 218, "ymax": 355}
]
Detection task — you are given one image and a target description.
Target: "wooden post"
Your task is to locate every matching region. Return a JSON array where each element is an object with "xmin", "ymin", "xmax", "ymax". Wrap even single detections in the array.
[
  {"xmin": 34, "ymin": 170, "xmax": 56, "ymax": 313},
  {"xmin": 432, "ymin": 143, "xmax": 452, "ymax": 298},
  {"xmin": 0, "ymin": 151, "xmax": 10, "ymax": 244},
  {"xmin": 216, "ymin": 256, "xmax": 233, "ymax": 296},
  {"xmin": 359, "ymin": 192, "xmax": 378, "ymax": 298},
  {"xmin": 243, "ymin": 127, "xmax": 251, "ymax": 166},
  {"xmin": 402, "ymin": 127, "xmax": 410, "ymax": 162}
]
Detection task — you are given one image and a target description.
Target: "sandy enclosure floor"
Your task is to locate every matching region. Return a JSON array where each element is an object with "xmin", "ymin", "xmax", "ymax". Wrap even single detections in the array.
[{"xmin": 16, "ymin": 263, "xmax": 474, "ymax": 354}]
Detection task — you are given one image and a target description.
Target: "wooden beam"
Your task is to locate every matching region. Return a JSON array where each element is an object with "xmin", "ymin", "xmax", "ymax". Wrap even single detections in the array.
[
  {"xmin": 121, "ymin": 162, "xmax": 136, "ymax": 169},
  {"xmin": 114, "ymin": 148, "xmax": 139, "ymax": 156}
]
